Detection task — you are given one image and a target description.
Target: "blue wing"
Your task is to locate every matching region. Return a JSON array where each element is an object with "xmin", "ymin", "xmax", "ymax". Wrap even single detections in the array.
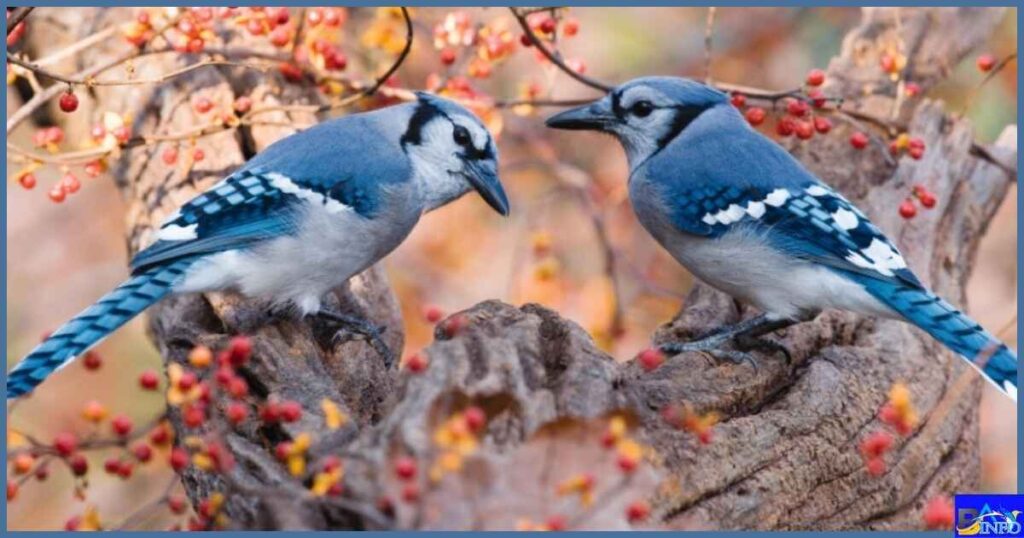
[
  {"xmin": 130, "ymin": 112, "xmax": 411, "ymax": 274},
  {"xmin": 647, "ymin": 126, "xmax": 922, "ymax": 289}
]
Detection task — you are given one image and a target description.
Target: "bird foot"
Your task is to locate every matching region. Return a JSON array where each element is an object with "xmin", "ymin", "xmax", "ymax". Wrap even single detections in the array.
[
  {"xmin": 736, "ymin": 334, "xmax": 793, "ymax": 366},
  {"xmin": 314, "ymin": 310, "xmax": 395, "ymax": 369}
]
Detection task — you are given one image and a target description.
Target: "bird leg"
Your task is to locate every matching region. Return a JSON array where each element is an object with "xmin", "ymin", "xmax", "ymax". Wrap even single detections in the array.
[
  {"xmin": 313, "ymin": 309, "xmax": 395, "ymax": 369},
  {"xmin": 660, "ymin": 314, "xmax": 799, "ymax": 367}
]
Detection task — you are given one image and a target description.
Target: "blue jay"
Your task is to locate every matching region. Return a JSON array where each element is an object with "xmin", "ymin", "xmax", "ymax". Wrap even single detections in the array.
[
  {"xmin": 7, "ymin": 92, "xmax": 509, "ymax": 399},
  {"xmin": 547, "ymin": 76, "xmax": 1017, "ymax": 401}
]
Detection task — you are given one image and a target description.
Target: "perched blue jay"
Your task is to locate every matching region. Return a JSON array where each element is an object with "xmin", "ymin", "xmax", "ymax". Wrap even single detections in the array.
[
  {"xmin": 546, "ymin": 76, "xmax": 1017, "ymax": 401},
  {"xmin": 7, "ymin": 92, "xmax": 509, "ymax": 399}
]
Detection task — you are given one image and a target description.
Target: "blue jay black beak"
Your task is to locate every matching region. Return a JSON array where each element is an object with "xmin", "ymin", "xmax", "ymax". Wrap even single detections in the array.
[
  {"xmin": 464, "ymin": 160, "xmax": 510, "ymax": 216},
  {"xmin": 545, "ymin": 99, "xmax": 617, "ymax": 131}
]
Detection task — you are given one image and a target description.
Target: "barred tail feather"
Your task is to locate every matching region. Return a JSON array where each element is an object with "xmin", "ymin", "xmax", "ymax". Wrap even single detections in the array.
[
  {"xmin": 863, "ymin": 279, "xmax": 1017, "ymax": 401},
  {"xmin": 6, "ymin": 260, "xmax": 192, "ymax": 399}
]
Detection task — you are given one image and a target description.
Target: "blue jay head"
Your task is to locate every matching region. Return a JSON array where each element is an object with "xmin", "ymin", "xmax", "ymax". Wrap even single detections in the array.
[
  {"xmin": 545, "ymin": 77, "xmax": 729, "ymax": 167},
  {"xmin": 400, "ymin": 92, "xmax": 509, "ymax": 216}
]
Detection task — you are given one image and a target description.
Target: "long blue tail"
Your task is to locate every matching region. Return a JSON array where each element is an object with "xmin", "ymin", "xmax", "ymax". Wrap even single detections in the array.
[
  {"xmin": 862, "ymin": 278, "xmax": 1017, "ymax": 401},
  {"xmin": 6, "ymin": 260, "xmax": 193, "ymax": 399}
]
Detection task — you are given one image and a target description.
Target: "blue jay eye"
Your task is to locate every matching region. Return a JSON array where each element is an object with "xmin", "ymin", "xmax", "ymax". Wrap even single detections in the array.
[
  {"xmin": 453, "ymin": 126, "xmax": 472, "ymax": 147},
  {"xmin": 631, "ymin": 101, "xmax": 654, "ymax": 118}
]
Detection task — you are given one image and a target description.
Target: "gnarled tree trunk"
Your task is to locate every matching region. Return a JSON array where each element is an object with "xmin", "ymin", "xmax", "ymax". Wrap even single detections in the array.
[{"xmin": 53, "ymin": 6, "xmax": 1014, "ymax": 530}]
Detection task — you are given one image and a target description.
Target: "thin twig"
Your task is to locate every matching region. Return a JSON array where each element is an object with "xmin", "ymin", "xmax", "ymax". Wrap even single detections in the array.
[
  {"xmin": 362, "ymin": 6, "xmax": 413, "ymax": 97},
  {"xmin": 510, "ymin": 7, "xmax": 612, "ymax": 93},
  {"xmin": 6, "ymin": 53, "xmax": 269, "ymax": 87},
  {"xmin": 961, "ymin": 52, "xmax": 1017, "ymax": 115},
  {"xmin": 6, "ymin": 7, "xmax": 33, "ymax": 35}
]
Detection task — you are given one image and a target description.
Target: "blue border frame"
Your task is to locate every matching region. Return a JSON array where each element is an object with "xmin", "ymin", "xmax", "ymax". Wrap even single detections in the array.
[{"xmin": 1, "ymin": 2, "xmax": 1019, "ymax": 535}]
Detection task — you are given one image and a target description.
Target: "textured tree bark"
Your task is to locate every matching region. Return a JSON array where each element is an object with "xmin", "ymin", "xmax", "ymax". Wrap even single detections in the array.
[{"xmin": 49, "ymin": 6, "xmax": 1014, "ymax": 530}]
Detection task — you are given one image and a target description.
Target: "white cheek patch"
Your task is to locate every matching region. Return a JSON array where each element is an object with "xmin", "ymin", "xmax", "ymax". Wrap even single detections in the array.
[
  {"xmin": 266, "ymin": 172, "xmax": 351, "ymax": 215},
  {"xmin": 845, "ymin": 238, "xmax": 906, "ymax": 277},
  {"xmin": 832, "ymin": 208, "xmax": 859, "ymax": 230},
  {"xmin": 157, "ymin": 223, "xmax": 198, "ymax": 241}
]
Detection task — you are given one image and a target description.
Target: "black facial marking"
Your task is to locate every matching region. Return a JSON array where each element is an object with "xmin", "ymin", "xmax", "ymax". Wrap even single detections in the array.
[
  {"xmin": 655, "ymin": 105, "xmax": 711, "ymax": 150},
  {"xmin": 610, "ymin": 90, "xmax": 626, "ymax": 119},
  {"xmin": 401, "ymin": 100, "xmax": 443, "ymax": 147}
]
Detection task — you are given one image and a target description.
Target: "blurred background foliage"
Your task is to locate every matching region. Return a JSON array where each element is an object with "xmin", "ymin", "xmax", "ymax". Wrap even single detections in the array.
[{"xmin": 5, "ymin": 6, "xmax": 1016, "ymax": 530}]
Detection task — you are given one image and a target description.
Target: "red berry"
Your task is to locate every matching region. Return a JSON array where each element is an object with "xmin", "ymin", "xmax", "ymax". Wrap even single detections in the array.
[
  {"xmin": 745, "ymin": 107, "xmax": 766, "ymax": 126},
  {"xmin": 149, "ymin": 424, "xmax": 171, "ymax": 445},
  {"xmin": 849, "ymin": 131, "xmax": 869, "ymax": 150},
  {"xmin": 538, "ymin": 17, "xmax": 557, "ymax": 34},
  {"xmin": 193, "ymin": 97, "xmax": 213, "ymax": 114},
  {"xmin": 59, "ymin": 91, "xmax": 79, "ymax": 113},
  {"xmin": 923, "ymin": 496, "xmax": 954, "ymax": 530},
  {"xmin": 617, "ymin": 453, "xmax": 639, "ymax": 473},
  {"xmin": 637, "ymin": 348, "xmax": 665, "ymax": 372},
  {"xmin": 807, "ymin": 88, "xmax": 827, "ymax": 108},
  {"xmin": 918, "ymin": 190, "xmax": 936, "ymax": 209},
  {"xmin": 7, "ymin": 479, "xmax": 17, "ymax": 502},
  {"xmin": 805, "ymin": 68, "xmax": 826, "ymax": 87},
  {"xmin": 306, "ymin": 9, "xmax": 322, "ymax": 26},
  {"xmin": 54, "ymin": 432, "xmax": 78, "ymax": 456},
  {"xmin": 246, "ymin": 18, "xmax": 265, "ymax": 36},
  {"xmin": 626, "ymin": 500, "xmax": 650, "ymax": 523},
  {"xmin": 323, "ymin": 8, "xmax": 342, "ymax": 27},
  {"xmin": 228, "ymin": 335, "xmax": 252, "ymax": 365},
  {"xmin": 405, "ymin": 352, "xmax": 429, "ymax": 373},
  {"xmin": 859, "ymin": 431, "xmax": 893, "ymax": 459},
  {"xmin": 82, "ymin": 350, "xmax": 101, "ymax": 370},
  {"xmin": 104, "ymin": 457, "xmax": 121, "ymax": 474},
  {"xmin": 274, "ymin": 441, "xmax": 292, "ymax": 461},
  {"xmin": 17, "ymin": 173, "xmax": 36, "ymax": 190},
  {"xmin": 69, "ymin": 454, "xmax": 88, "ymax": 476},
  {"xmin": 880, "ymin": 54, "xmax": 897, "ymax": 73},
  {"xmin": 279, "ymin": 400, "xmax": 302, "ymax": 422},
  {"xmin": 562, "ymin": 18, "xmax": 580, "ymax": 37},
  {"xmin": 394, "ymin": 456, "xmax": 417, "ymax": 480},
  {"xmin": 133, "ymin": 443, "xmax": 153, "ymax": 463},
  {"xmin": 261, "ymin": 402, "xmax": 281, "ymax": 423},
  {"xmin": 786, "ymin": 98, "xmax": 809, "ymax": 117},
  {"xmin": 59, "ymin": 173, "xmax": 80, "ymax": 194},
  {"xmin": 440, "ymin": 48, "xmax": 457, "ymax": 66},
  {"xmin": 64, "ymin": 516, "xmax": 81, "ymax": 531},
  {"xmin": 904, "ymin": 82, "xmax": 922, "ymax": 97},
  {"xmin": 227, "ymin": 377, "xmax": 248, "ymax": 398},
  {"xmin": 520, "ymin": 33, "xmax": 533, "ymax": 47},
  {"xmin": 233, "ymin": 95, "xmax": 253, "ymax": 114},
  {"xmin": 177, "ymin": 371, "xmax": 198, "ymax": 391},
  {"xmin": 183, "ymin": 404, "xmax": 206, "ymax": 428},
  {"xmin": 464, "ymin": 406, "xmax": 486, "ymax": 432},
  {"xmin": 170, "ymin": 447, "xmax": 189, "ymax": 471},
  {"xmin": 440, "ymin": 314, "xmax": 467, "ymax": 338},
  {"xmin": 84, "ymin": 160, "xmax": 104, "ymax": 177},
  {"xmin": 192, "ymin": 148, "xmax": 205, "ymax": 162},
  {"xmin": 269, "ymin": 26, "xmax": 290, "ymax": 48},
  {"xmin": 775, "ymin": 117, "xmax": 795, "ymax": 137},
  {"xmin": 813, "ymin": 116, "xmax": 832, "ymax": 134},
  {"xmin": 546, "ymin": 515, "xmax": 567, "ymax": 531},
  {"xmin": 34, "ymin": 465, "xmax": 49, "ymax": 481},
  {"xmin": 730, "ymin": 92, "xmax": 746, "ymax": 108},
  {"xmin": 865, "ymin": 457, "xmax": 886, "ymax": 477},
  {"xmin": 112, "ymin": 415, "xmax": 134, "ymax": 436},
  {"xmin": 899, "ymin": 199, "xmax": 917, "ymax": 219},
  {"xmin": 400, "ymin": 483, "xmax": 420, "ymax": 503},
  {"xmin": 226, "ymin": 402, "xmax": 248, "ymax": 425},
  {"xmin": 168, "ymin": 495, "xmax": 188, "ymax": 514},
  {"xmin": 795, "ymin": 121, "xmax": 814, "ymax": 140},
  {"xmin": 976, "ymin": 54, "xmax": 996, "ymax": 73},
  {"xmin": 423, "ymin": 306, "xmax": 444, "ymax": 323},
  {"xmin": 139, "ymin": 370, "xmax": 159, "ymax": 390}
]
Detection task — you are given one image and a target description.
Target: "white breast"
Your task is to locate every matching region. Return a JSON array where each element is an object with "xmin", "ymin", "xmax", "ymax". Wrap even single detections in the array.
[{"xmin": 176, "ymin": 192, "xmax": 420, "ymax": 315}]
